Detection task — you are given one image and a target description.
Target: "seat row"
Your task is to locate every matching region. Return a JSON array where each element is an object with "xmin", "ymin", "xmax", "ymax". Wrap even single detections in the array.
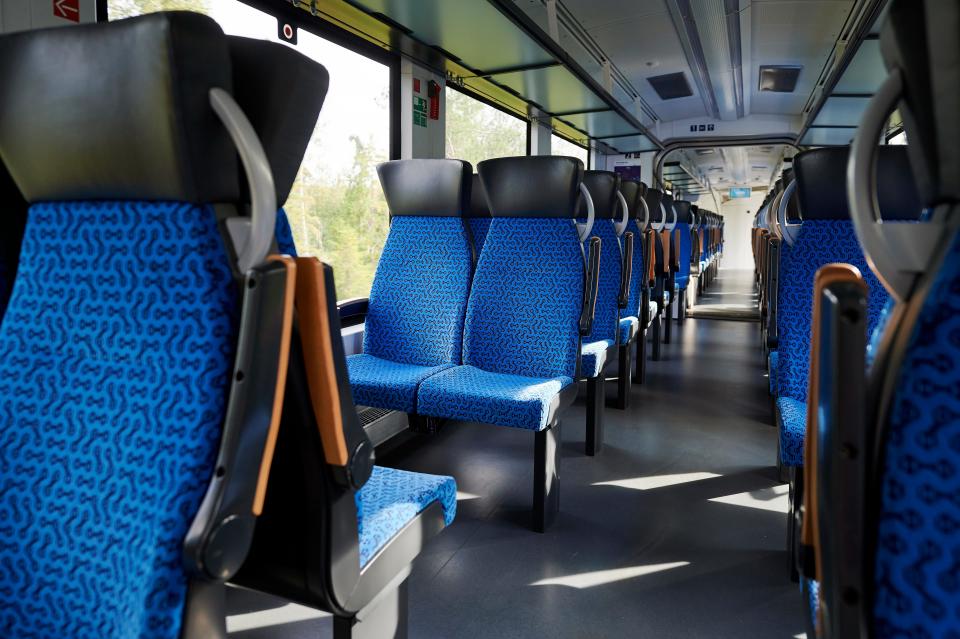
[{"xmin": 752, "ymin": 1, "xmax": 959, "ymax": 635}]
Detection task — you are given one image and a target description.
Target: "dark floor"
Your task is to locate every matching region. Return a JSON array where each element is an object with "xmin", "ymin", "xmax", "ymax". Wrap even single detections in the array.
[{"xmin": 227, "ymin": 269, "xmax": 805, "ymax": 638}]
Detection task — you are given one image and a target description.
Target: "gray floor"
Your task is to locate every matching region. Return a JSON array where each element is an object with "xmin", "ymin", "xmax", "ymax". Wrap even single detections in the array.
[{"xmin": 227, "ymin": 269, "xmax": 806, "ymax": 638}]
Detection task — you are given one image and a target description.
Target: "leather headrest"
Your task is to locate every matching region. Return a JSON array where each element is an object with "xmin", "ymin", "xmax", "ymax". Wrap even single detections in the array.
[
  {"xmin": 674, "ymin": 200, "xmax": 692, "ymax": 224},
  {"xmin": 638, "ymin": 182, "xmax": 648, "ymax": 197},
  {"xmin": 579, "ymin": 171, "xmax": 620, "ymax": 219},
  {"xmin": 619, "ymin": 180, "xmax": 641, "ymax": 220},
  {"xmin": 881, "ymin": 0, "xmax": 959, "ymax": 204},
  {"xmin": 377, "ymin": 159, "xmax": 473, "ymax": 217},
  {"xmin": 467, "ymin": 174, "xmax": 490, "ymax": 218},
  {"xmin": 793, "ymin": 146, "xmax": 922, "ymax": 221},
  {"xmin": 228, "ymin": 36, "xmax": 329, "ymax": 208},
  {"xmin": 646, "ymin": 188, "xmax": 664, "ymax": 223},
  {"xmin": 477, "ymin": 156, "xmax": 584, "ymax": 218},
  {"xmin": 0, "ymin": 12, "xmax": 238, "ymax": 203}
]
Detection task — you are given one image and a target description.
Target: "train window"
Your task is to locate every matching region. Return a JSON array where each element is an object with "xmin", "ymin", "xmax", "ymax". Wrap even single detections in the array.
[
  {"xmin": 445, "ymin": 87, "xmax": 527, "ymax": 167},
  {"xmin": 888, "ymin": 130, "xmax": 907, "ymax": 145},
  {"xmin": 551, "ymin": 134, "xmax": 589, "ymax": 168},
  {"xmin": 108, "ymin": 0, "xmax": 392, "ymax": 301}
]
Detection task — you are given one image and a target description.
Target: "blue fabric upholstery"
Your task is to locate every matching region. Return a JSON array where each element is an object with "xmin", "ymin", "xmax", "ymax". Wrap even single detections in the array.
[
  {"xmin": 805, "ymin": 579, "xmax": 820, "ymax": 629},
  {"xmin": 776, "ymin": 220, "xmax": 888, "ymax": 403},
  {"xmin": 624, "ymin": 220, "xmax": 645, "ymax": 319},
  {"xmin": 581, "ymin": 339, "xmax": 613, "ymax": 378},
  {"xmin": 777, "ymin": 396, "xmax": 806, "ymax": 467},
  {"xmin": 347, "ymin": 353, "xmax": 451, "ymax": 413},
  {"xmin": 355, "ymin": 466, "xmax": 456, "ymax": 567},
  {"xmin": 768, "ymin": 350, "xmax": 779, "ymax": 396},
  {"xmin": 364, "ymin": 216, "xmax": 472, "ymax": 367},
  {"xmin": 0, "ymin": 202, "xmax": 238, "ymax": 638},
  {"xmin": 468, "ymin": 217, "xmax": 492, "ymax": 256},
  {"xmin": 619, "ymin": 316, "xmax": 639, "ymax": 343},
  {"xmin": 874, "ymin": 231, "xmax": 960, "ymax": 637},
  {"xmin": 417, "ymin": 365, "xmax": 573, "ymax": 431},
  {"xmin": 675, "ymin": 223, "xmax": 692, "ymax": 289},
  {"xmin": 463, "ymin": 218, "xmax": 583, "ymax": 380},
  {"xmin": 275, "ymin": 207, "xmax": 298, "ymax": 257}
]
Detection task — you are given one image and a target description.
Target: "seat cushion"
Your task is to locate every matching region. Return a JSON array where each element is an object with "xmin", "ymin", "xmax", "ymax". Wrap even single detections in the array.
[
  {"xmin": 619, "ymin": 316, "xmax": 639, "ymax": 343},
  {"xmin": 647, "ymin": 300, "xmax": 659, "ymax": 327},
  {"xmin": 581, "ymin": 339, "xmax": 613, "ymax": 378},
  {"xmin": 768, "ymin": 350, "xmax": 779, "ymax": 396},
  {"xmin": 777, "ymin": 396, "xmax": 807, "ymax": 467},
  {"xmin": 347, "ymin": 353, "xmax": 451, "ymax": 413},
  {"xmin": 355, "ymin": 466, "xmax": 456, "ymax": 567},
  {"xmin": 417, "ymin": 365, "xmax": 574, "ymax": 431}
]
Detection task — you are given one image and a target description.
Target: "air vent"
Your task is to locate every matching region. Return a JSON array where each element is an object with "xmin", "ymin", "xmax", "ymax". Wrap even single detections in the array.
[
  {"xmin": 695, "ymin": 149, "xmax": 715, "ymax": 156},
  {"xmin": 759, "ymin": 65, "xmax": 802, "ymax": 93},
  {"xmin": 751, "ymin": 165, "xmax": 767, "ymax": 170},
  {"xmin": 647, "ymin": 72, "xmax": 693, "ymax": 100}
]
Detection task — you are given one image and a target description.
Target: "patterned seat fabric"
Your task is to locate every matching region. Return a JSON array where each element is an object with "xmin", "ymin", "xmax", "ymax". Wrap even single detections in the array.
[
  {"xmin": 579, "ymin": 216, "xmax": 621, "ymax": 377},
  {"xmin": 618, "ymin": 316, "xmax": 639, "ymax": 344},
  {"xmin": 417, "ymin": 210, "xmax": 583, "ymax": 429},
  {"xmin": 418, "ymin": 365, "xmax": 573, "ymax": 431},
  {"xmin": 777, "ymin": 396, "xmax": 806, "ymax": 467},
  {"xmin": 625, "ymin": 218, "xmax": 645, "ymax": 318},
  {"xmin": 581, "ymin": 339, "xmax": 615, "ymax": 378},
  {"xmin": 768, "ymin": 350, "xmax": 779, "ymax": 396},
  {"xmin": 275, "ymin": 207, "xmax": 298, "ymax": 256},
  {"xmin": 873, "ymin": 232, "xmax": 960, "ymax": 636},
  {"xmin": 346, "ymin": 162, "xmax": 473, "ymax": 412},
  {"xmin": 355, "ymin": 466, "xmax": 457, "ymax": 567}
]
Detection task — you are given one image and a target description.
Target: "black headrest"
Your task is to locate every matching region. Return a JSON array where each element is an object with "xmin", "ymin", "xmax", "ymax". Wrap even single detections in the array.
[
  {"xmin": 881, "ymin": 0, "xmax": 959, "ymax": 204},
  {"xmin": 774, "ymin": 178, "xmax": 784, "ymax": 194},
  {"xmin": 619, "ymin": 180, "xmax": 641, "ymax": 220},
  {"xmin": 0, "ymin": 12, "xmax": 238, "ymax": 203},
  {"xmin": 646, "ymin": 188, "xmax": 664, "ymax": 223},
  {"xmin": 228, "ymin": 36, "xmax": 329, "ymax": 207},
  {"xmin": 782, "ymin": 167, "xmax": 794, "ymax": 184},
  {"xmin": 638, "ymin": 182, "xmax": 648, "ymax": 197},
  {"xmin": 477, "ymin": 156, "xmax": 583, "ymax": 218},
  {"xmin": 674, "ymin": 200, "xmax": 692, "ymax": 224},
  {"xmin": 467, "ymin": 174, "xmax": 490, "ymax": 218},
  {"xmin": 377, "ymin": 159, "xmax": 473, "ymax": 217},
  {"xmin": 578, "ymin": 171, "xmax": 620, "ymax": 220},
  {"xmin": 793, "ymin": 146, "xmax": 922, "ymax": 221}
]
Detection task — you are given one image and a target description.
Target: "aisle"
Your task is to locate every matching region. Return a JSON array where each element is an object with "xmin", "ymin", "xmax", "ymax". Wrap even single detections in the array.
[{"xmin": 228, "ymin": 267, "xmax": 805, "ymax": 638}]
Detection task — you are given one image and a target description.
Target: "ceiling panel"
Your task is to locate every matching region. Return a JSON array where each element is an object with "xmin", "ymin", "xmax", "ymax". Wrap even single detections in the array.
[
  {"xmin": 351, "ymin": 0, "xmax": 555, "ymax": 72},
  {"xmin": 561, "ymin": 110, "xmax": 640, "ymax": 138},
  {"xmin": 832, "ymin": 38, "xmax": 886, "ymax": 94},
  {"xmin": 489, "ymin": 65, "xmax": 609, "ymax": 114},
  {"xmin": 602, "ymin": 134, "xmax": 659, "ymax": 153}
]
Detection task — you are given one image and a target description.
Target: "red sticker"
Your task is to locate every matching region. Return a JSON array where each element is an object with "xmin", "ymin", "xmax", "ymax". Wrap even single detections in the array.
[
  {"xmin": 413, "ymin": 78, "xmax": 421, "ymax": 93},
  {"xmin": 53, "ymin": 0, "xmax": 80, "ymax": 22}
]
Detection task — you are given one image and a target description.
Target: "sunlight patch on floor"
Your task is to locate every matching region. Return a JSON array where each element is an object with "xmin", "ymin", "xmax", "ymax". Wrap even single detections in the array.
[
  {"xmin": 530, "ymin": 562, "xmax": 689, "ymax": 589},
  {"xmin": 594, "ymin": 472, "xmax": 721, "ymax": 491},
  {"xmin": 227, "ymin": 603, "xmax": 329, "ymax": 633},
  {"xmin": 709, "ymin": 484, "xmax": 789, "ymax": 513}
]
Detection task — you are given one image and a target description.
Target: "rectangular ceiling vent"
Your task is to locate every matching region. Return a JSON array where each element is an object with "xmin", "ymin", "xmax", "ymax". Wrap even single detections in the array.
[
  {"xmin": 695, "ymin": 148, "xmax": 715, "ymax": 156},
  {"xmin": 759, "ymin": 65, "xmax": 802, "ymax": 93},
  {"xmin": 647, "ymin": 72, "xmax": 693, "ymax": 100}
]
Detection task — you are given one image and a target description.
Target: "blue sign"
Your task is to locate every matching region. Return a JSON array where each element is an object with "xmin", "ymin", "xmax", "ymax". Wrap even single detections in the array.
[{"xmin": 728, "ymin": 187, "xmax": 751, "ymax": 198}]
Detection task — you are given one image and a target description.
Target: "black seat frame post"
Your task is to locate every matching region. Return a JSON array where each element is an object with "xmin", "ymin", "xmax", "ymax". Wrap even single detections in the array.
[
  {"xmin": 533, "ymin": 419, "xmax": 561, "ymax": 533},
  {"xmin": 787, "ymin": 466, "xmax": 803, "ymax": 583},
  {"xmin": 651, "ymin": 312, "xmax": 661, "ymax": 361},
  {"xmin": 586, "ymin": 375, "xmax": 604, "ymax": 455},
  {"xmin": 334, "ymin": 579, "xmax": 410, "ymax": 639},
  {"xmin": 616, "ymin": 339, "xmax": 631, "ymax": 409},
  {"xmin": 635, "ymin": 328, "xmax": 647, "ymax": 383}
]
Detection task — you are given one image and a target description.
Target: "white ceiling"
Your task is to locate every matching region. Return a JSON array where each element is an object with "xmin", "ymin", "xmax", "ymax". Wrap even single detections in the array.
[
  {"xmin": 516, "ymin": 0, "xmax": 857, "ymax": 137},
  {"xmin": 665, "ymin": 143, "xmax": 794, "ymax": 196}
]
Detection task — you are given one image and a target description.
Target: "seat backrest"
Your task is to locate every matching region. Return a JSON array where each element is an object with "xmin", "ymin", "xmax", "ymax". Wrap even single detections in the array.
[
  {"xmin": 464, "ymin": 156, "xmax": 585, "ymax": 379},
  {"xmin": 580, "ymin": 170, "xmax": 622, "ymax": 345},
  {"xmin": 776, "ymin": 146, "xmax": 921, "ymax": 402},
  {"xmin": 620, "ymin": 179, "xmax": 644, "ymax": 317},
  {"xmin": 645, "ymin": 188, "xmax": 665, "ymax": 279},
  {"xmin": 363, "ymin": 159, "xmax": 473, "ymax": 367},
  {"xmin": 0, "ymin": 14, "xmax": 323, "ymax": 637},
  {"xmin": 673, "ymin": 199, "xmax": 693, "ymax": 281},
  {"xmin": 0, "ymin": 162, "xmax": 27, "ymax": 321},
  {"xmin": 661, "ymin": 192, "xmax": 675, "ymax": 274}
]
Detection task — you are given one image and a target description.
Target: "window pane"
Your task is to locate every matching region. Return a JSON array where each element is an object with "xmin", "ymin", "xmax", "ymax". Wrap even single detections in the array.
[
  {"xmin": 552, "ymin": 134, "xmax": 589, "ymax": 167},
  {"xmin": 888, "ymin": 130, "xmax": 908, "ymax": 145},
  {"xmin": 445, "ymin": 88, "xmax": 526, "ymax": 167},
  {"xmin": 108, "ymin": 0, "xmax": 392, "ymax": 301}
]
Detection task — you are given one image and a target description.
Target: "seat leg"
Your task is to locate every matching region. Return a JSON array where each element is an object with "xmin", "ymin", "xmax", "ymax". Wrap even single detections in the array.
[
  {"xmin": 651, "ymin": 315, "xmax": 661, "ymax": 361},
  {"xmin": 334, "ymin": 579, "xmax": 409, "ymax": 639},
  {"xmin": 634, "ymin": 330, "xmax": 646, "ymax": 384},
  {"xmin": 616, "ymin": 343, "xmax": 631, "ymax": 410},
  {"xmin": 664, "ymin": 300, "xmax": 673, "ymax": 343},
  {"xmin": 533, "ymin": 420, "xmax": 561, "ymax": 532},
  {"xmin": 678, "ymin": 289, "xmax": 687, "ymax": 323},
  {"xmin": 787, "ymin": 467, "xmax": 802, "ymax": 583},
  {"xmin": 585, "ymin": 376, "xmax": 604, "ymax": 456}
]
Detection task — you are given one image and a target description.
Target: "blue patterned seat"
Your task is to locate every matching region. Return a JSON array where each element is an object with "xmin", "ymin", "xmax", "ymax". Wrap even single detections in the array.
[
  {"xmin": 275, "ymin": 207, "xmax": 298, "ymax": 256},
  {"xmin": 580, "ymin": 338, "xmax": 615, "ymax": 378},
  {"xmin": 345, "ymin": 160, "xmax": 473, "ymax": 412},
  {"xmin": 777, "ymin": 396, "xmax": 806, "ymax": 467},
  {"xmin": 0, "ymin": 13, "xmax": 323, "ymax": 637},
  {"xmin": 672, "ymin": 200, "xmax": 693, "ymax": 292},
  {"xmin": 768, "ymin": 349, "xmax": 779, "ymax": 395},
  {"xmin": 356, "ymin": 466, "xmax": 457, "ymax": 566},
  {"xmin": 618, "ymin": 316, "xmax": 639, "ymax": 343}
]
